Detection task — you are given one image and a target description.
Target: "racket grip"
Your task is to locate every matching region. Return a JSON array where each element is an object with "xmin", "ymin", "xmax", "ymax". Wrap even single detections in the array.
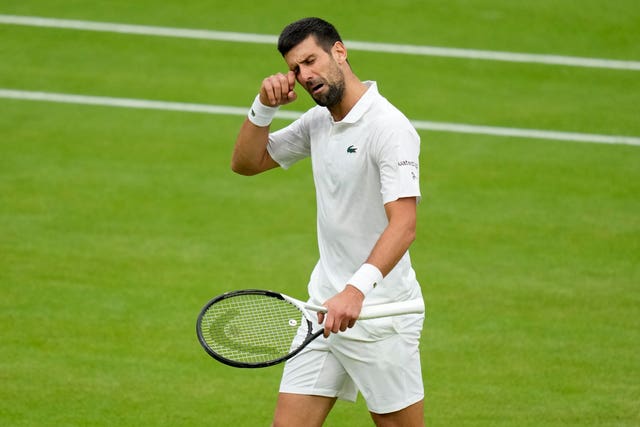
[
  {"xmin": 359, "ymin": 298, "xmax": 425, "ymax": 319},
  {"xmin": 303, "ymin": 303, "xmax": 328, "ymax": 313},
  {"xmin": 302, "ymin": 299, "xmax": 425, "ymax": 319}
]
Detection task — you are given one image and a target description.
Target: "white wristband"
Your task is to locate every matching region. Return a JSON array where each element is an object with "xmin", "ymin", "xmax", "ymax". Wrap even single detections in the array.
[
  {"xmin": 347, "ymin": 263, "xmax": 383, "ymax": 296},
  {"xmin": 247, "ymin": 94, "xmax": 279, "ymax": 127}
]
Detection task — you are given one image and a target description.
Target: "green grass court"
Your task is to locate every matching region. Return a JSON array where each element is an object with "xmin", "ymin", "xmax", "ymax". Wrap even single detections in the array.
[{"xmin": 1, "ymin": 1, "xmax": 639, "ymax": 426}]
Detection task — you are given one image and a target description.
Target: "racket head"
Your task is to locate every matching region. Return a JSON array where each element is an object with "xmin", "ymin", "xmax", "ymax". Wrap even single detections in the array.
[{"xmin": 196, "ymin": 289, "xmax": 320, "ymax": 368}]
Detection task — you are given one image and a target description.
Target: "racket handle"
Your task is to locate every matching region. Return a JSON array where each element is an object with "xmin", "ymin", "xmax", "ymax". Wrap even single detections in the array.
[
  {"xmin": 303, "ymin": 299, "xmax": 425, "ymax": 319},
  {"xmin": 303, "ymin": 303, "xmax": 327, "ymax": 313},
  {"xmin": 359, "ymin": 298, "xmax": 425, "ymax": 319}
]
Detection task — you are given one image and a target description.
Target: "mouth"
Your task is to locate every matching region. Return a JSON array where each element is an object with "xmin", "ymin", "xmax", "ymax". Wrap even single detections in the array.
[{"xmin": 309, "ymin": 82, "xmax": 325, "ymax": 95}]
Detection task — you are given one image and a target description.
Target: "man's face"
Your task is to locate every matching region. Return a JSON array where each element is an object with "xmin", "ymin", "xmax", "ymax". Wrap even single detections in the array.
[{"xmin": 284, "ymin": 36, "xmax": 346, "ymax": 108}]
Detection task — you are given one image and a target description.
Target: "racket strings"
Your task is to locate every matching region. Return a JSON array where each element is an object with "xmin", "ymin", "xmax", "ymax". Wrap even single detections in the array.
[{"xmin": 200, "ymin": 294, "xmax": 304, "ymax": 364}]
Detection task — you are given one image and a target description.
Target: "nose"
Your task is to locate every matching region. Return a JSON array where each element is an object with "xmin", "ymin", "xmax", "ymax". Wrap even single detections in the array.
[{"xmin": 298, "ymin": 65, "xmax": 314, "ymax": 84}]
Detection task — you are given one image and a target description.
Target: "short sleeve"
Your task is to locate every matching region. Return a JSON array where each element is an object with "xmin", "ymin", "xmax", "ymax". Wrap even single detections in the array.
[
  {"xmin": 376, "ymin": 127, "xmax": 421, "ymax": 205},
  {"xmin": 267, "ymin": 114, "xmax": 311, "ymax": 170}
]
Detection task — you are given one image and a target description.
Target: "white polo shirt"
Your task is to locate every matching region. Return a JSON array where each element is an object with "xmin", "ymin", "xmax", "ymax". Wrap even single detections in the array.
[{"xmin": 267, "ymin": 81, "xmax": 422, "ymax": 307}]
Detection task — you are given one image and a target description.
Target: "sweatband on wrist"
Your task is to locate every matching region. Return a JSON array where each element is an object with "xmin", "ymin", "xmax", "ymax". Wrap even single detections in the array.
[
  {"xmin": 247, "ymin": 94, "xmax": 279, "ymax": 127},
  {"xmin": 347, "ymin": 263, "xmax": 383, "ymax": 296}
]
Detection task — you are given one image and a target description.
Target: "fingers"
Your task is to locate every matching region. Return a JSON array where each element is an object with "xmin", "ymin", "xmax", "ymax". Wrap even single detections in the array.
[
  {"xmin": 321, "ymin": 311, "xmax": 357, "ymax": 338},
  {"xmin": 323, "ymin": 315, "xmax": 332, "ymax": 338},
  {"xmin": 259, "ymin": 71, "xmax": 297, "ymax": 107},
  {"xmin": 286, "ymin": 70, "xmax": 296, "ymax": 96},
  {"xmin": 319, "ymin": 289, "xmax": 364, "ymax": 337},
  {"xmin": 286, "ymin": 70, "xmax": 298, "ymax": 103}
]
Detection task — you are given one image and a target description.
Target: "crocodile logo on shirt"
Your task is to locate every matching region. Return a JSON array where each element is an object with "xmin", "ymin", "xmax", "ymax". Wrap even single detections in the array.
[{"xmin": 347, "ymin": 145, "xmax": 358, "ymax": 153}]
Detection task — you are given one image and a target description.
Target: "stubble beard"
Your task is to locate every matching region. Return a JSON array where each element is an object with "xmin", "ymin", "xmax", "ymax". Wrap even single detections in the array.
[{"xmin": 311, "ymin": 67, "xmax": 346, "ymax": 108}]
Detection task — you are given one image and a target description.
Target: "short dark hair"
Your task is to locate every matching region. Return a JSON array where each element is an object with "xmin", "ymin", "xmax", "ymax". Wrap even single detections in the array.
[{"xmin": 277, "ymin": 17, "xmax": 343, "ymax": 56}]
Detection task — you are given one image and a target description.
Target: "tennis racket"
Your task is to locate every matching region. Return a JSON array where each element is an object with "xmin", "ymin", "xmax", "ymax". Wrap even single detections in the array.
[{"xmin": 196, "ymin": 289, "xmax": 425, "ymax": 368}]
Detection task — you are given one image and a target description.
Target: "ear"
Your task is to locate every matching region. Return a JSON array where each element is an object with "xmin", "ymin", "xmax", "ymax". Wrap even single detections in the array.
[{"xmin": 332, "ymin": 41, "xmax": 348, "ymax": 65}]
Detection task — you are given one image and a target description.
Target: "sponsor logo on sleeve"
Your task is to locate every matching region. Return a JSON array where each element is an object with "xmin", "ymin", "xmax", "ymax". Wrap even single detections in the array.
[{"xmin": 398, "ymin": 160, "xmax": 418, "ymax": 169}]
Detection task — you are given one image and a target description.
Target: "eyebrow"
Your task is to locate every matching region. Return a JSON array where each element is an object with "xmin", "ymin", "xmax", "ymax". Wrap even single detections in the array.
[{"xmin": 290, "ymin": 54, "xmax": 316, "ymax": 73}]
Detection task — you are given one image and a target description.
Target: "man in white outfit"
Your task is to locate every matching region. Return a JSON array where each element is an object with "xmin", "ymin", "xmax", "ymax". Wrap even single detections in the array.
[{"xmin": 231, "ymin": 17, "xmax": 425, "ymax": 427}]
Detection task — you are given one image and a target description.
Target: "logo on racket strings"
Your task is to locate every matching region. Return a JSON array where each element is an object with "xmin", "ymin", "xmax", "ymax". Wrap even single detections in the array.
[{"xmin": 288, "ymin": 319, "xmax": 298, "ymax": 327}]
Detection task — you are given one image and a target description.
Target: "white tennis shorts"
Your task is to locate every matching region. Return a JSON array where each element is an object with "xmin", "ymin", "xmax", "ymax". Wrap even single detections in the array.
[{"xmin": 279, "ymin": 311, "xmax": 424, "ymax": 414}]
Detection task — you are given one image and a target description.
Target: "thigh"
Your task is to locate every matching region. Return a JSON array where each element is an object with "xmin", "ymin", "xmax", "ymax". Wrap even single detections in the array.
[
  {"xmin": 370, "ymin": 399, "xmax": 424, "ymax": 427},
  {"xmin": 272, "ymin": 393, "xmax": 337, "ymax": 427},
  {"xmin": 279, "ymin": 328, "xmax": 358, "ymax": 402}
]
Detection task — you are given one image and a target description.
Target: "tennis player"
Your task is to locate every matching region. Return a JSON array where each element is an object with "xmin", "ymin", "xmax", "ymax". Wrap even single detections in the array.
[{"xmin": 231, "ymin": 17, "xmax": 425, "ymax": 427}]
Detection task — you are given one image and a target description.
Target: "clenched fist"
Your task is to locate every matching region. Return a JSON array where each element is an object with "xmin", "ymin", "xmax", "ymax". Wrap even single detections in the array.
[{"xmin": 259, "ymin": 70, "xmax": 298, "ymax": 107}]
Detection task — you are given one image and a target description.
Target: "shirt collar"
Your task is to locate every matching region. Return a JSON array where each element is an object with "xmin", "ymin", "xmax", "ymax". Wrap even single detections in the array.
[{"xmin": 333, "ymin": 81, "xmax": 378, "ymax": 124}]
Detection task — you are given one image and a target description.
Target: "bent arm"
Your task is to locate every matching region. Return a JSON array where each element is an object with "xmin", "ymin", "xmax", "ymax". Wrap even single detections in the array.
[
  {"xmin": 319, "ymin": 197, "xmax": 418, "ymax": 336},
  {"xmin": 231, "ymin": 119, "xmax": 279, "ymax": 176},
  {"xmin": 231, "ymin": 71, "xmax": 298, "ymax": 176},
  {"xmin": 363, "ymin": 196, "xmax": 417, "ymax": 277}
]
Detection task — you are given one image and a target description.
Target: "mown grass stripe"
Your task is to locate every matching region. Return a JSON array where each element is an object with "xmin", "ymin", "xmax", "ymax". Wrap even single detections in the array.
[
  {"xmin": 2, "ymin": 89, "xmax": 639, "ymax": 146},
  {"xmin": 1, "ymin": 14, "xmax": 639, "ymax": 71}
]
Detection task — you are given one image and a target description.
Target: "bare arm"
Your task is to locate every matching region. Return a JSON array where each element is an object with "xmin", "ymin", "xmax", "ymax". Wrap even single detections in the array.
[
  {"xmin": 231, "ymin": 71, "xmax": 298, "ymax": 176},
  {"xmin": 231, "ymin": 119, "xmax": 279, "ymax": 175},
  {"xmin": 319, "ymin": 197, "xmax": 418, "ymax": 336},
  {"xmin": 365, "ymin": 197, "xmax": 417, "ymax": 276}
]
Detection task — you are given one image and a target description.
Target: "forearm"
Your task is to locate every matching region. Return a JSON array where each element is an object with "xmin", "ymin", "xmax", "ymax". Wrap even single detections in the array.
[
  {"xmin": 320, "ymin": 197, "xmax": 417, "ymax": 334},
  {"xmin": 232, "ymin": 71, "xmax": 297, "ymax": 175},
  {"xmin": 364, "ymin": 216, "xmax": 416, "ymax": 277},
  {"xmin": 346, "ymin": 197, "xmax": 417, "ymax": 295},
  {"xmin": 231, "ymin": 119, "xmax": 277, "ymax": 175}
]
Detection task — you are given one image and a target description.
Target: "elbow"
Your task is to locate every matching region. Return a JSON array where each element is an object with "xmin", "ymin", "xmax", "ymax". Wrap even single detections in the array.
[
  {"xmin": 230, "ymin": 149, "xmax": 276, "ymax": 176},
  {"xmin": 230, "ymin": 150, "xmax": 260, "ymax": 176},
  {"xmin": 230, "ymin": 160, "xmax": 259, "ymax": 176},
  {"xmin": 406, "ymin": 226, "xmax": 417, "ymax": 247},
  {"xmin": 409, "ymin": 227, "xmax": 417, "ymax": 243},
  {"xmin": 403, "ymin": 217, "xmax": 417, "ymax": 247},
  {"xmin": 229, "ymin": 158, "xmax": 246, "ymax": 175}
]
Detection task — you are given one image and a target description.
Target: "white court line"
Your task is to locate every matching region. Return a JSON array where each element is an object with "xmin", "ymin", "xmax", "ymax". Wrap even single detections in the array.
[
  {"xmin": 2, "ymin": 89, "xmax": 639, "ymax": 146},
  {"xmin": 0, "ymin": 14, "xmax": 639, "ymax": 71}
]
